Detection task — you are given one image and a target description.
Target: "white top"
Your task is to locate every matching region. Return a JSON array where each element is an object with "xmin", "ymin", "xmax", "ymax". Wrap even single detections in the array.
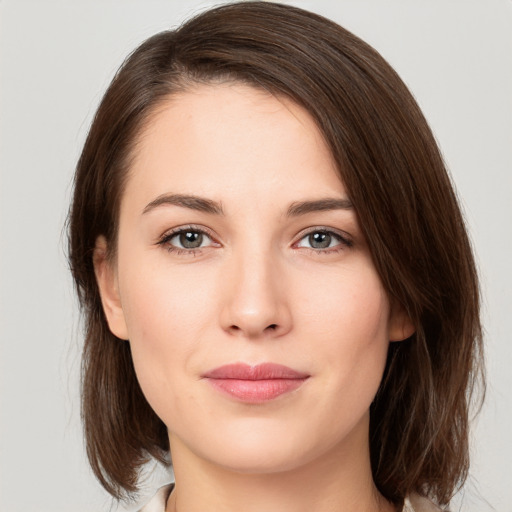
[{"xmin": 138, "ymin": 484, "xmax": 445, "ymax": 512}]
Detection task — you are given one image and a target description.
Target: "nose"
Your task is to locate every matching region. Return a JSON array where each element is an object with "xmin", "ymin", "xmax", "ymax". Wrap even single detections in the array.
[{"xmin": 219, "ymin": 246, "xmax": 292, "ymax": 340}]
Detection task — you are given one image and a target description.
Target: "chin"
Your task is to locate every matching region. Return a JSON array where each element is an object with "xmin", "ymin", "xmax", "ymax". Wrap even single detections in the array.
[
  {"xmin": 184, "ymin": 417, "xmax": 348, "ymax": 476},
  {"xmin": 207, "ymin": 445, "xmax": 312, "ymax": 475}
]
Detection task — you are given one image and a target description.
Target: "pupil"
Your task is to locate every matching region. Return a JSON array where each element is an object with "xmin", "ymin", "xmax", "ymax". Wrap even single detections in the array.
[
  {"xmin": 180, "ymin": 231, "xmax": 202, "ymax": 248},
  {"xmin": 310, "ymin": 232, "xmax": 331, "ymax": 249}
]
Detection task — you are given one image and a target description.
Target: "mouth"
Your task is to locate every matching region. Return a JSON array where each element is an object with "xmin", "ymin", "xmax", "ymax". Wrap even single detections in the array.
[{"xmin": 201, "ymin": 363, "xmax": 310, "ymax": 403}]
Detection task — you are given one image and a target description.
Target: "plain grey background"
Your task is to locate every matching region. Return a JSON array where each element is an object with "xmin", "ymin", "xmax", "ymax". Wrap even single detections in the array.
[{"xmin": 1, "ymin": 1, "xmax": 511, "ymax": 510}]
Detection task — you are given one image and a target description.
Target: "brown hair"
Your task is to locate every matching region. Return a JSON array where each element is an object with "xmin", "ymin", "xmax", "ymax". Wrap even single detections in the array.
[{"xmin": 68, "ymin": 1, "xmax": 484, "ymax": 506}]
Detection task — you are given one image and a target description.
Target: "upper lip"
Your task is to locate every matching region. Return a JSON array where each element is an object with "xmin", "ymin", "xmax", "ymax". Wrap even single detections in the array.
[{"xmin": 202, "ymin": 363, "xmax": 309, "ymax": 380}]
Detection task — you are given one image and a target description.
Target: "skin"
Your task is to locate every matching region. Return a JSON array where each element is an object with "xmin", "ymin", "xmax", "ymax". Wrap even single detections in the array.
[{"xmin": 95, "ymin": 83, "xmax": 414, "ymax": 512}]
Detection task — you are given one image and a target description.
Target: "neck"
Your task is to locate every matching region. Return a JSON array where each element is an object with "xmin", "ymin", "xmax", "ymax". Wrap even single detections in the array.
[{"xmin": 166, "ymin": 416, "xmax": 395, "ymax": 512}]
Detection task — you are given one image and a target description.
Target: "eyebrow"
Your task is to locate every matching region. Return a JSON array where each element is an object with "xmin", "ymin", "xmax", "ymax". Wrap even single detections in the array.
[
  {"xmin": 142, "ymin": 194, "xmax": 225, "ymax": 215},
  {"xmin": 285, "ymin": 198, "xmax": 353, "ymax": 217},
  {"xmin": 142, "ymin": 193, "xmax": 353, "ymax": 217}
]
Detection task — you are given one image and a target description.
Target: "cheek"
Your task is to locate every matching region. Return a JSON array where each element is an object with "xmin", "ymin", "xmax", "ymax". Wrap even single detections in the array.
[
  {"xmin": 117, "ymin": 257, "xmax": 220, "ymax": 410},
  {"xmin": 294, "ymin": 261, "xmax": 391, "ymax": 402},
  {"xmin": 296, "ymin": 260, "xmax": 390, "ymax": 346},
  {"xmin": 119, "ymin": 244, "xmax": 219, "ymax": 340}
]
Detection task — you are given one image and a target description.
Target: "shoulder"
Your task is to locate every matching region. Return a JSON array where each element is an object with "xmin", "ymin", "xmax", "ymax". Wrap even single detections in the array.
[
  {"xmin": 403, "ymin": 494, "xmax": 446, "ymax": 512},
  {"xmin": 138, "ymin": 483, "xmax": 174, "ymax": 512}
]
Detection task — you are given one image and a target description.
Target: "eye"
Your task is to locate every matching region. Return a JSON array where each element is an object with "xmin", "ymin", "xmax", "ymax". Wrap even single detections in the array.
[
  {"xmin": 170, "ymin": 230, "xmax": 210, "ymax": 249},
  {"xmin": 295, "ymin": 228, "xmax": 352, "ymax": 253},
  {"xmin": 158, "ymin": 226, "xmax": 217, "ymax": 254}
]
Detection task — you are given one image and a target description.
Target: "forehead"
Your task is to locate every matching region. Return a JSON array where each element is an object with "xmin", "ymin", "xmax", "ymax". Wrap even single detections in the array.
[{"xmin": 123, "ymin": 82, "xmax": 346, "ymax": 212}]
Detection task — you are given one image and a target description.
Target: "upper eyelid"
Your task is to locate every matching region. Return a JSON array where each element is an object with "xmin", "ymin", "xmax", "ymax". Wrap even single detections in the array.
[{"xmin": 160, "ymin": 224, "xmax": 217, "ymax": 241}]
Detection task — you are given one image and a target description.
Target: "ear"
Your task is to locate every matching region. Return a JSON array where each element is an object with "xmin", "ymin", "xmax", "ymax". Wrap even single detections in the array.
[
  {"xmin": 93, "ymin": 236, "xmax": 129, "ymax": 340},
  {"xmin": 388, "ymin": 301, "xmax": 415, "ymax": 342}
]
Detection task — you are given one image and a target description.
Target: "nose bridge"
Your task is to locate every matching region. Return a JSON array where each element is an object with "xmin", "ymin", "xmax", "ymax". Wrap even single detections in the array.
[{"xmin": 220, "ymin": 237, "xmax": 291, "ymax": 339}]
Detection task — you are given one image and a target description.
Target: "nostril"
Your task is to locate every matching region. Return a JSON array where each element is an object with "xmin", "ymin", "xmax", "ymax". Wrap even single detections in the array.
[{"xmin": 227, "ymin": 323, "xmax": 280, "ymax": 335}]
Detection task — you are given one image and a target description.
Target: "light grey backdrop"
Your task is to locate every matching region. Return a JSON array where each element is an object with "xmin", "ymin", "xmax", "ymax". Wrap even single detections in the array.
[{"xmin": 1, "ymin": 1, "xmax": 511, "ymax": 511}]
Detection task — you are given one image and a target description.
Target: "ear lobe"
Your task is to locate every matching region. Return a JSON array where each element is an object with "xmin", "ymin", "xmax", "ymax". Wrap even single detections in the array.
[
  {"xmin": 388, "ymin": 302, "xmax": 415, "ymax": 342},
  {"xmin": 93, "ymin": 236, "xmax": 129, "ymax": 340}
]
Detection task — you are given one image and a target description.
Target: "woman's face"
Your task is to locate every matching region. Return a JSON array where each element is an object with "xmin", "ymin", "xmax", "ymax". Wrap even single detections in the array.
[{"xmin": 96, "ymin": 83, "xmax": 412, "ymax": 475}]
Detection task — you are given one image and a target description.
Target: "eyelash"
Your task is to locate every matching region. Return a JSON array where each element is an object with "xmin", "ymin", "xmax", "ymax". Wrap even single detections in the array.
[{"xmin": 157, "ymin": 225, "xmax": 353, "ymax": 256}]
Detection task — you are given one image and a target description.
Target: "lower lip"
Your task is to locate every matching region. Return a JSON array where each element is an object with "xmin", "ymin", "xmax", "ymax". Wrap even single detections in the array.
[{"xmin": 206, "ymin": 378, "xmax": 307, "ymax": 402}]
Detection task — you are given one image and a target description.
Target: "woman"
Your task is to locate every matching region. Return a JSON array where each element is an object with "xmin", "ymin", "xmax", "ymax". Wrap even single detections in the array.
[{"xmin": 68, "ymin": 2, "xmax": 483, "ymax": 511}]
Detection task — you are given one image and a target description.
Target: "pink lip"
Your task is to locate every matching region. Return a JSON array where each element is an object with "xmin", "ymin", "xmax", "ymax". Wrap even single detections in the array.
[{"xmin": 202, "ymin": 363, "xmax": 309, "ymax": 403}]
